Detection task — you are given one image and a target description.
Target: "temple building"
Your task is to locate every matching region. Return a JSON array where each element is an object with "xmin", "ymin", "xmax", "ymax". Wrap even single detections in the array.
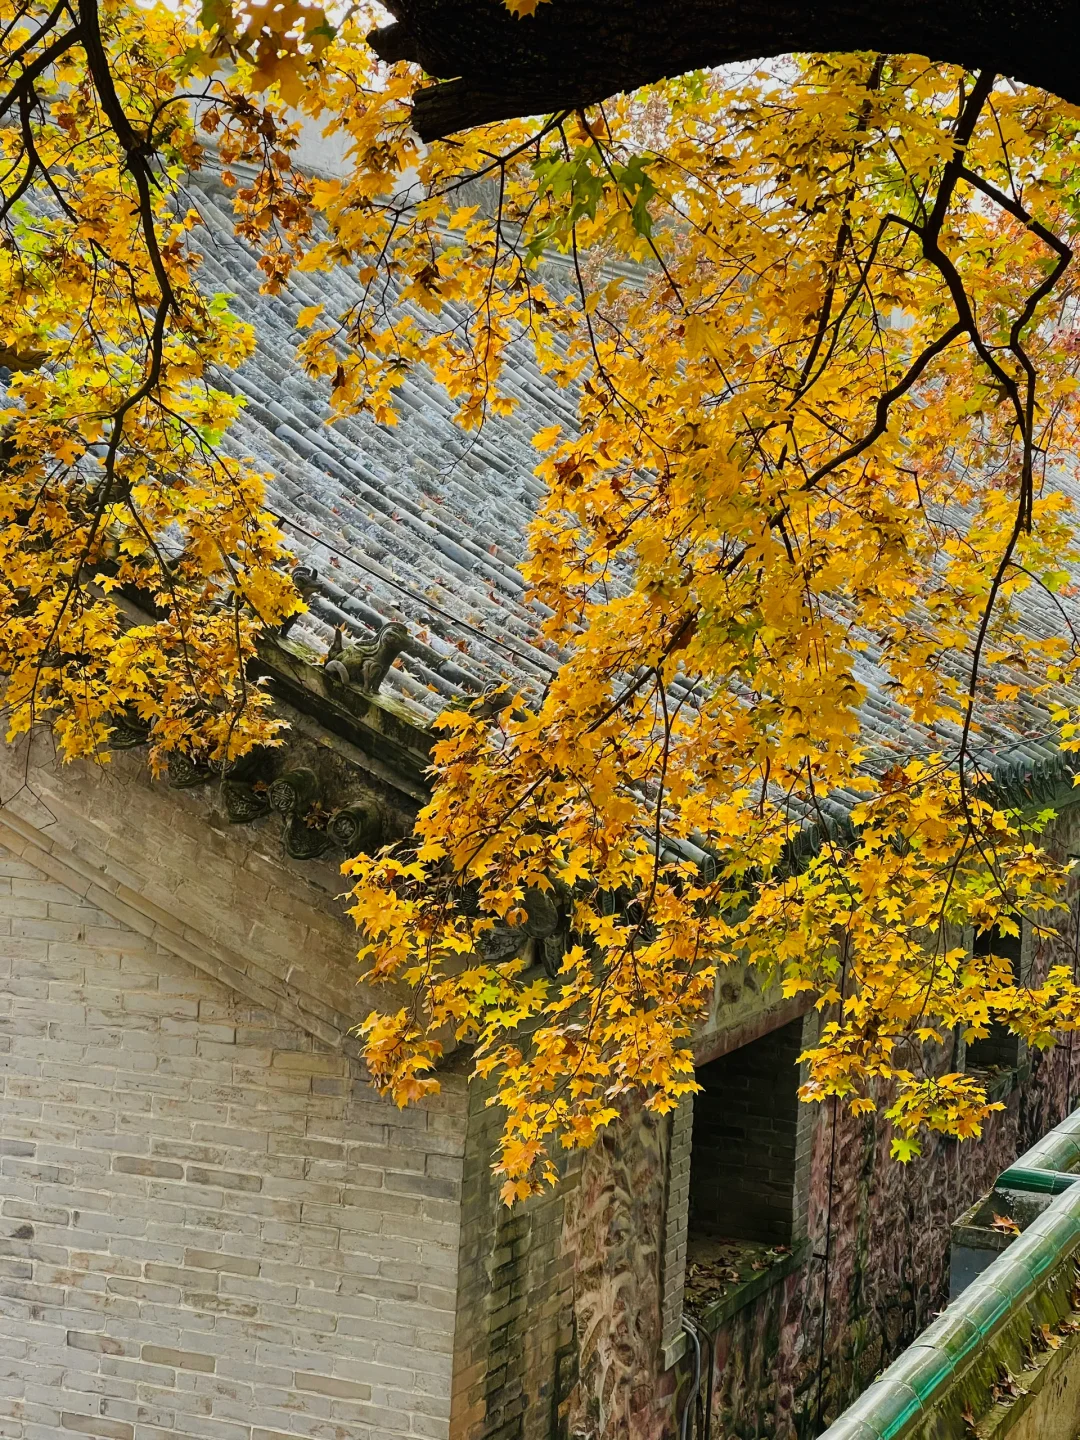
[{"xmin": 1, "ymin": 158, "xmax": 1079, "ymax": 1440}]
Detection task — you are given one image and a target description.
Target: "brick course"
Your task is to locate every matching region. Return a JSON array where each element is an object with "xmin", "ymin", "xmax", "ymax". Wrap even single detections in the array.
[
  {"xmin": 0, "ymin": 737, "xmax": 410, "ymax": 1063},
  {"xmin": 450, "ymin": 1078, "xmax": 578, "ymax": 1440}
]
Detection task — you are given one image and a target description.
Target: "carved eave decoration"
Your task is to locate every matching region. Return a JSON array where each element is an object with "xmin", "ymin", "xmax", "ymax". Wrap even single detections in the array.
[
  {"xmin": 100, "ymin": 561, "xmax": 432, "ymax": 864},
  {"xmin": 96, "ymin": 575, "xmax": 718, "ymax": 988}
]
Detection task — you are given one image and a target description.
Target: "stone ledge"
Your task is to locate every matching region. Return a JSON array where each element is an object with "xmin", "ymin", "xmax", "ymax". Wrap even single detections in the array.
[
  {"xmin": 662, "ymin": 1242, "xmax": 807, "ymax": 1372},
  {"xmin": 690, "ymin": 1241, "xmax": 806, "ymax": 1334}
]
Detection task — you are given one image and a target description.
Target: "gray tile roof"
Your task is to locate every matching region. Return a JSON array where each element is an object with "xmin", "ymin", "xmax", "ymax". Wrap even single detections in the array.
[
  {"xmin": 185, "ymin": 161, "xmax": 1080, "ymax": 800},
  {"xmin": 188, "ymin": 168, "xmax": 568, "ymax": 723},
  {"xmin": 10, "ymin": 163, "xmax": 1080, "ymax": 809}
]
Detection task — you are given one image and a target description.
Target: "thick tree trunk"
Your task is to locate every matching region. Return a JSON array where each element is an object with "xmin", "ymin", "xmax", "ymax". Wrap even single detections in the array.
[{"xmin": 367, "ymin": 0, "xmax": 1080, "ymax": 140}]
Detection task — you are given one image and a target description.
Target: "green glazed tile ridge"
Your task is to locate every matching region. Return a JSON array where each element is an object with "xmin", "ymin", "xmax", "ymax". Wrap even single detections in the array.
[
  {"xmin": 997, "ymin": 1165, "xmax": 1079, "ymax": 1195},
  {"xmin": 1003, "ymin": 1108, "xmax": 1080, "ymax": 1178}
]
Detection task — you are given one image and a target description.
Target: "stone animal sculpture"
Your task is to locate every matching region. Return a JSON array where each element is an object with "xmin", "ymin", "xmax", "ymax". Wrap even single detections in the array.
[
  {"xmin": 323, "ymin": 620, "xmax": 409, "ymax": 695},
  {"xmin": 278, "ymin": 565, "xmax": 321, "ymax": 637}
]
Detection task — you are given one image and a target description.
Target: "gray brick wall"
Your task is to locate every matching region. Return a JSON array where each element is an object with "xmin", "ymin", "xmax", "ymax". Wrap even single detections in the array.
[
  {"xmin": 0, "ymin": 737, "xmax": 409, "ymax": 1062},
  {"xmin": 0, "ymin": 840, "xmax": 467, "ymax": 1440}
]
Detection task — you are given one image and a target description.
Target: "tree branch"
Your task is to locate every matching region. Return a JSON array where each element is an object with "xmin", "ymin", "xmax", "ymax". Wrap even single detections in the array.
[{"xmin": 368, "ymin": 0, "xmax": 1080, "ymax": 140}]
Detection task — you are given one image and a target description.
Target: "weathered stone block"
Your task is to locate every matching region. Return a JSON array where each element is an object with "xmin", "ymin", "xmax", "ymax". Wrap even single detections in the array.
[
  {"xmin": 60, "ymin": 1416, "xmax": 134, "ymax": 1440},
  {"xmin": 295, "ymin": 1370, "xmax": 373, "ymax": 1399},
  {"xmin": 185, "ymin": 1166, "xmax": 262, "ymax": 1192},
  {"xmin": 112, "ymin": 1156, "xmax": 184, "ymax": 1180},
  {"xmin": 141, "ymin": 1344, "xmax": 216, "ymax": 1372}
]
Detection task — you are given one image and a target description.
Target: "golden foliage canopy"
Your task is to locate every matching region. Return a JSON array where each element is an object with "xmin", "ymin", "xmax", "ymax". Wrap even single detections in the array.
[{"xmin": 6, "ymin": 0, "xmax": 1080, "ymax": 1198}]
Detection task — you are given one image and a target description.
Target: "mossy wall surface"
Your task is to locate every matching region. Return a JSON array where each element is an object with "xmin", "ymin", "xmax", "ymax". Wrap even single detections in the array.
[
  {"xmin": 826, "ymin": 1187, "xmax": 1080, "ymax": 1440},
  {"xmin": 993, "ymin": 1337, "xmax": 1080, "ymax": 1440},
  {"xmin": 692, "ymin": 807, "xmax": 1080, "ymax": 1440},
  {"xmin": 453, "ymin": 1034, "xmax": 1070, "ymax": 1440},
  {"xmin": 702, "ymin": 1082, "xmax": 1050, "ymax": 1439}
]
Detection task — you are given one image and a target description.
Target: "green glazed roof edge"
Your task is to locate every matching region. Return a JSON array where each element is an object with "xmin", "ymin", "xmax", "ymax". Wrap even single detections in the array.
[
  {"xmin": 997, "ymin": 1166, "xmax": 1079, "ymax": 1195},
  {"xmin": 879, "ymin": 1390, "xmax": 923, "ymax": 1439},
  {"xmin": 819, "ymin": 1106, "xmax": 1080, "ymax": 1440},
  {"xmin": 1004, "ymin": 1106, "xmax": 1080, "ymax": 1178},
  {"xmin": 825, "ymin": 1187, "xmax": 1080, "ymax": 1438}
]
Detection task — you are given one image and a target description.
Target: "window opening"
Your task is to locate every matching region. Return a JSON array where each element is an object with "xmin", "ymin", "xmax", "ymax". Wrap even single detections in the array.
[
  {"xmin": 683, "ymin": 1016, "xmax": 804, "ymax": 1320},
  {"xmin": 966, "ymin": 924, "xmax": 1023, "ymax": 1073}
]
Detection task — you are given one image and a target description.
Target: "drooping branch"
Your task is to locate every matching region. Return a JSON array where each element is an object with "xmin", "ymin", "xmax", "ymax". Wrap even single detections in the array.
[{"xmin": 368, "ymin": 0, "xmax": 1080, "ymax": 140}]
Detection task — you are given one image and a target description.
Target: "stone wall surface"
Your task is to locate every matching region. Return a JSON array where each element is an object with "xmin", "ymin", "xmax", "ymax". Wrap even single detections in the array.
[
  {"xmin": 547, "ymin": 1049, "xmax": 1069, "ymax": 1440},
  {"xmin": 0, "ymin": 838, "xmax": 467, "ymax": 1440},
  {"xmin": 705, "ymin": 1086, "xmax": 1035, "ymax": 1439},
  {"xmin": 449, "ymin": 1090, "xmax": 672, "ymax": 1440},
  {"xmin": 558, "ymin": 1100, "xmax": 671, "ymax": 1440},
  {"xmin": 447, "ymin": 990, "xmax": 817, "ymax": 1440},
  {"xmin": 445, "ymin": 1008, "xmax": 1069, "ymax": 1440}
]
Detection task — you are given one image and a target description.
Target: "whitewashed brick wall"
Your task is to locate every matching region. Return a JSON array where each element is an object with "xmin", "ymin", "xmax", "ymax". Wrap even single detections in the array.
[{"xmin": 0, "ymin": 840, "xmax": 467, "ymax": 1440}]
